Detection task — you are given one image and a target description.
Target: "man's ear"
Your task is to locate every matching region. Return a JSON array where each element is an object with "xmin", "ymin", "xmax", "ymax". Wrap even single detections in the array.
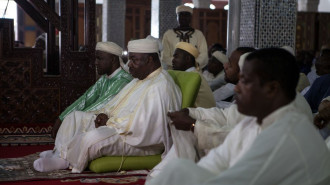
[
  {"xmin": 265, "ymin": 81, "xmax": 280, "ymax": 98},
  {"xmin": 147, "ymin": 55, "xmax": 153, "ymax": 64}
]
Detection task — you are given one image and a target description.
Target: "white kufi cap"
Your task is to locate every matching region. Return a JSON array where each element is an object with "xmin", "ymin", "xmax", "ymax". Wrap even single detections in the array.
[
  {"xmin": 281, "ymin": 46, "xmax": 295, "ymax": 56},
  {"xmin": 212, "ymin": 51, "xmax": 228, "ymax": 64},
  {"xmin": 127, "ymin": 39, "xmax": 159, "ymax": 53},
  {"xmin": 146, "ymin": 35, "xmax": 163, "ymax": 52},
  {"xmin": 238, "ymin": 52, "xmax": 251, "ymax": 71},
  {"xmin": 176, "ymin": 5, "xmax": 193, "ymax": 14},
  {"xmin": 323, "ymin": 96, "xmax": 330, "ymax": 102},
  {"xmin": 96, "ymin": 42, "xmax": 123, "ymax": 57},
  {"xmin": 36, "ymin": 33, "xmax": 46, "ymax": 41}
]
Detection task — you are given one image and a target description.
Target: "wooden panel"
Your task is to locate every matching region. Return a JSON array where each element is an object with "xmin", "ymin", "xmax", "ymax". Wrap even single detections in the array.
[
  {"xmin": 95, "ymin": 4, "xmax": 102, "ymax": 42},
  {"xmin": 28, "ymin": 0, "xmax": 61, "ymax": 31},
  {"xmin": 59, "ymin": 0, "xmax": 96, "ymax": 111},
  {"xmin": 0, "ymin": 28, "xmax": 2, "ymax": 58},
  {"xmin": 125, "ymin": 0, "xmax": 151, "ymax": 47},
  {"xmin": 296, "ymin": 12, "xmax": 316, "ymax": 51},
  {"xmin": 0, "ymin": 0, "xmax": 96, "ymax": 127},
  {"xmin": 318, "ymin": 13, "xmax": 330, "ymax": 50},
  {"xmin": 78, "ymin": 3, "xmax": 85, "ymax": 46},
  {"xmin": 296, "ymin": 12, "xmax": 330, "ymax": 52},
  {"xmin": 192, "ymin": 9, "xmax": 228, "ymax": 49},
  {"xmin": 0, "ymin": 19, "xmax": 60, "ymax": 125}
]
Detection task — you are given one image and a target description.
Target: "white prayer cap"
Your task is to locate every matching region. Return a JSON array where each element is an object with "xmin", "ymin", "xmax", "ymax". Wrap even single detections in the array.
[
  {"xmin": 176, "ymin": 5, "xmax": 193, "ymax": 14},
  {"xmin": 146, "ymin": 35, "xmax": 163, "ymax": 52},
  {"xmin": 175, "ymin": 42, "xmax": 199, "ymax": 59},
  {"xmin": 321, "ymin": 44, "xmax": 330, "ymax": 50},
  {"xmin": 212, "ymin": 51, "xmax": 228, "ymax": 64},
  {"xmin": 323, "ymin": 96, "xmax": 330, "ymax": 102},
  {"xmin": 36, "ymin": 33, "xmax": 46, "ymax": 41},
  {"xmin": 281, "ymin": 46, "xmax": 295, "ymax": 56},
  {"xmin": 238, "ymin": 52, "xmax": 251, "ymax": 71},
  {"xmin": 96, "ymin": 42, "xmax": 123, "ymax": 57},
  {"xmin": 127, "ymin": 39, "xmax": 159, "ymax": 53}
]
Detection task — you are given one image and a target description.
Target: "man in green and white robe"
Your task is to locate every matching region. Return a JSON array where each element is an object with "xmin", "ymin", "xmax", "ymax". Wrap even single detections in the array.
[{"xmin": 51, "ymin": 42, "xmax": 132, "ymax": 138}]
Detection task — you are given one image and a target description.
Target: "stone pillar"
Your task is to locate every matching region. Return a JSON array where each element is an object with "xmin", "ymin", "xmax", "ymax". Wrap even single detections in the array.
[
  {"xmin": 226, "ymin": 0, "xmax": 241, "ymax": 56},
  {"xmin": 239, "ymin": 0, "xmax": 297, "ymax": 50},
  {"xmin": 192, "ymin": 0, "xmax": 211, "ymax": 8},
  {"xmin": 151, "ymin": 0, "xmax": 181, "ymax": 39},
  {"xmin": 102, "ymin": 0, "xmax": 126, "ymax": 48}
]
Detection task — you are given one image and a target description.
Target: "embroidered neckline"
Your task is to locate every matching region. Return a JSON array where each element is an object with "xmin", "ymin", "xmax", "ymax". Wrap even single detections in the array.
[{"xmin": 173, "ymin": 28, "xmax": 195, "ymax": 42}]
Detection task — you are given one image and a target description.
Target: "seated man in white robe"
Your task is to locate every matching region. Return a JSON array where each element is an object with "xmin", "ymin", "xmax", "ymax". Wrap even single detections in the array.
[
  {"xmin": 213, "ymin": 47, "xmax": 255, "ymax": 108},
  {"xmin": 51, "ymin": 42, "xmax": 133, "ymax": 139},
  {"xmin": 150, "ymin": 48, "xmax": 312, "ymax": 177},
  {"xmin": 169, "ymin": 92, "xmax": 312, "ymax": 152},
  {"xmin": 172, "ymin": 42, "xmax": 216, "ymax": 108},
  {"xmin": 314, "ymin": 96, "xmax": 330, "ymax": 141},
  {"xmin": 33, "ymin": 39, "xmax": 182, "ymax": 173},
  {"xmin": 147, "ymin": 48, "xmax": 330, "ymax": 185},
  {"xmin": 202, "ymin": 51, "xmax": 228, "ymax": 91}
]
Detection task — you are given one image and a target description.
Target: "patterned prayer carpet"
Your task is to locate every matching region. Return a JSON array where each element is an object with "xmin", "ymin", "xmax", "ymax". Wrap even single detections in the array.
[
  {"xmin": 0, "ymin": 152, "xmax": 148, "ymax": 184},
  {"xmin": 0, "ymin": 124, "xmax": 54, "ymax": 146},
  {"xmin": 0, "ymin": 130, "xmax": 148, "ymax": 184},
  {"xmin": 0, "ymin": 124, "xmax": 52, "ymax": 135},
  {"xmin": 0, "ymin": 177, "xmax": 147, "ymax": 185},
  {"xmin": 0, "ymin": 134, "xmax": 54, "ymax": 146}
]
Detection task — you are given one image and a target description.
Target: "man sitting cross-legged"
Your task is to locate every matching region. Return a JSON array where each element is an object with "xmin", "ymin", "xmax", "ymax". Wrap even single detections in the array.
[
  {"xmin": 34, "ymin": 39, "xmax": 182, "ymax": 173},
  {"xmin": 51, "ymin": 42, "xmax": 133, "ymax": 139},
  {"xmin": 147, "ymin": 48, "xmax": 330, "ymax": 185}
]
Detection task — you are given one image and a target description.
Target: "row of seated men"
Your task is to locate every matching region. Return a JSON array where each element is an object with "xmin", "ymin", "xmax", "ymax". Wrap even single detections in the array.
[
  {"xmin": 32, "ymin": 5, "xmax": 330, "ymax": 185},
  {"xmin": 33, "ymin": 38, "xmax": 330, "ymax": 184},
  {"xmin": 204, "ymin": 44, "xmax": 330, "ymax": 110}
]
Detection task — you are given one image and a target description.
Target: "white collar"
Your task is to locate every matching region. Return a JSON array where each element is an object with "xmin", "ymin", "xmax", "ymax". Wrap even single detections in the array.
[
  {"xmin": 260, "ymin": 98, "xmax": 296, "ymax": 130},
  {"xmin": 185, "ymin": 67, "xmax": 196, "ymax": 72},
  {"xmin": 106, "ymin": 67, "xmax": 121, "ymax": 79}
]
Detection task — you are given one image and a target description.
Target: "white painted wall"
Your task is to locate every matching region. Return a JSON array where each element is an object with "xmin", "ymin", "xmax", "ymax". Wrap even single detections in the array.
[
  {"xmin": 318, "ymin": 0, "xmax": 330, "ymax": 12},
  {"xmin": 298, "ymin": 0, "xmax": 330, "ymax": 12}
]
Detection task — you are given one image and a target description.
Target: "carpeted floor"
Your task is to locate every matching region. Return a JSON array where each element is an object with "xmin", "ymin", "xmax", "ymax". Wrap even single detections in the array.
[
  {"xmin": 0, "ymin": 176, "xmax": 147, "ymax": 185},
  {"xmin": 0, "ymin": 152, "xmax": 148, "ymax": 182},
  {"xmin": 0, "ymin": 133, "xmax": 148, "ymax": 185},
  {"xmin": 0, "ymin": 145, "xmax": 54, "ymax": 158},
  {"xmin": 0, "ymin": 134, "xmax": 54, "ymax": 147}
]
